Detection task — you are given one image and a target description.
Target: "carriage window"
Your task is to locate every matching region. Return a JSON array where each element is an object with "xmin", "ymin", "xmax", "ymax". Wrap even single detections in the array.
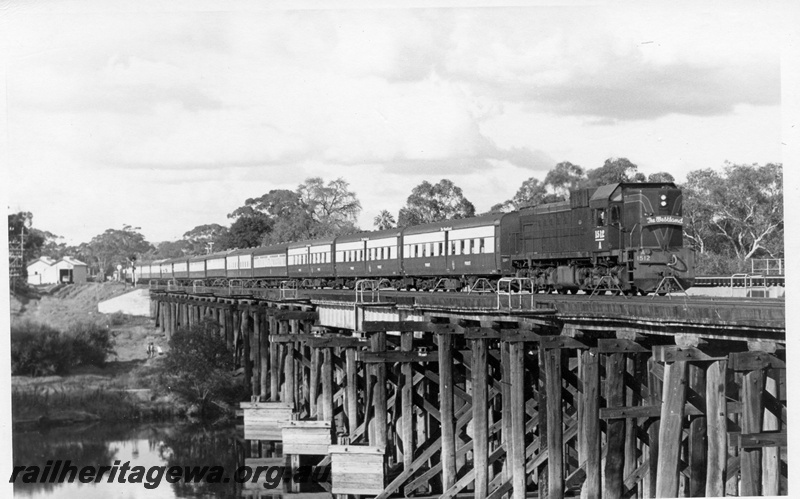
[
  {"xmin": 451, "ymin": 241, "xmax": 457, "ymax": 255},
  {"xmin": 595, "ymin": 209, "xmax": 606, "ymax": 227},
  {"xmin": 461, "ymin": 240, "xmax": 468, "ymax": 255},
  {"xmin": 438, "ymin": 242, "xmax": 443, "ymax": 256},
  {"xmin": 415, "ymin": 245, "xmax": 419, "ymax": 258},
  {"xmin": 480, "ymin": 238, "xmax": 486, "ymax": 253}
]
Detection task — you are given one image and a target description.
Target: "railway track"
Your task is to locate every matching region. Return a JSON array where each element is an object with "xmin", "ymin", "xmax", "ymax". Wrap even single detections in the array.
[{"xmin": 694, "ymin": 274, "xmax": 784, "ymax": 287}]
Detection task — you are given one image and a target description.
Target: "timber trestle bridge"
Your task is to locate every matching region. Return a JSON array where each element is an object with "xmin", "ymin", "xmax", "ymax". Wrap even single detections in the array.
[{"xmin": 149, "ymin": 287, "xmax": 786, "ymax": 498}]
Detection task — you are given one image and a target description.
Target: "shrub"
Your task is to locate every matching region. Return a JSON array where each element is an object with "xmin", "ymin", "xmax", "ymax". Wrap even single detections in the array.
[
  {"xmin": 11, "ymin": 321, "xmax": 74, "ymax": 376},
  {"xmin": 66, "ymin": 321, "xmax": 116, "ymax": 367},
  {"xmin": 695, "ymin": 252, "xmax": 748, "ymax": 276},
  {"xmin": 159, "ymin": 319, "xmax": 245, "ymax": 418},
  {"xmin": 10, "ymin": 320, "xmax": 116, "ymax": 376},
  {"xmin": 107, "ymin": 311, "xmax": 129, "ymax": 326}
]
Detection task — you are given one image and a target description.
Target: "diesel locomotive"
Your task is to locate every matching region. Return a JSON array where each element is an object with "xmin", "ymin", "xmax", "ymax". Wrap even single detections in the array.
[{"xmin": 136, "ymin": 182, "xmax": 694, "ymax": 295}]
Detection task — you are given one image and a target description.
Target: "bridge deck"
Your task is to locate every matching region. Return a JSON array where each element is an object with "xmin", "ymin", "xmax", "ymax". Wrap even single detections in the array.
[{"xmin": 147, "ymin": 288, "xmax": 787, "ymax": 497}]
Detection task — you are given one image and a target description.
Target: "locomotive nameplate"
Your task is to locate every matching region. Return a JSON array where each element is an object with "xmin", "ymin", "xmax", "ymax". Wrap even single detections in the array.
[{"xmin": 644, "ymin": 215, "xmax": 683, "ymax": 225}]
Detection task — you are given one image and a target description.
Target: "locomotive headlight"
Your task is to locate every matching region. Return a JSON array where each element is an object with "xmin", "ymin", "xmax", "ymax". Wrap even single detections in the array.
[
  {"xmin": 660, "ymin": 195, "xmax": 667, "ymax": 200},
  {"xmin": 660, "ymin": 201, "xmax": 667, "ymax": 207}
]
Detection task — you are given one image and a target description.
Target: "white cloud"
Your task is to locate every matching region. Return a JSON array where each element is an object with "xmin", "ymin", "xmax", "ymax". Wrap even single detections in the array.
[{"xmin": 4, "ymin": 2, "xmax": 783, "ymax": 244}]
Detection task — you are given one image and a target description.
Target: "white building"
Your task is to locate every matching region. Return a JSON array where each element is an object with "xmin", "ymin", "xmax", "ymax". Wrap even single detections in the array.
[
  {"xmin": 26, "ymin": 256, "xmax": 88, "ymax": 285},
  {"xmin": 26, "ymin": 256, "xmax": 57, "ymax": 285},
  {"xmin": 54, "ymin": 257, "xmax": 88, "ymax": 284}
]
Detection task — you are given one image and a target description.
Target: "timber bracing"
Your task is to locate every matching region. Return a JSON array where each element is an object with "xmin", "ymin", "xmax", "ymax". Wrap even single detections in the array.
[{"xmin": 151, "ymin": 291, "xmax": 787, "ymax": 498}]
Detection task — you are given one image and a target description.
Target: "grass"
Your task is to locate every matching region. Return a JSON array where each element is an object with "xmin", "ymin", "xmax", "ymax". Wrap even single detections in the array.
[{"xmin": 12, "ymin": 383, "xmax": 177, "ymax": 426}]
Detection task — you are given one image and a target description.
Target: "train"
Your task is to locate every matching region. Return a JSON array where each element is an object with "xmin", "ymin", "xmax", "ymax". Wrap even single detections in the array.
[{"xmin": 136, "ymin": 182, "xmax": 695, "ymax": 295}]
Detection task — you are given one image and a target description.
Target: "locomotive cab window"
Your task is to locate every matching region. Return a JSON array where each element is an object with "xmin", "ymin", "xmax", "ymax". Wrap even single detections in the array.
[
  {"xmin": 610, "ymin": 206, "xmax": 620, "ymax": 224},
  {"xmin": 595, "ymin": 209, "xmax": 606, "ymax": 227}
]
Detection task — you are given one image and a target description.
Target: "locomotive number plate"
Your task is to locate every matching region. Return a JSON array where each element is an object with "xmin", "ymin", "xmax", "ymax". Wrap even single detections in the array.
[{"xmin": 594, "ymin": 229, "xmax": 605, "ymax": 241}]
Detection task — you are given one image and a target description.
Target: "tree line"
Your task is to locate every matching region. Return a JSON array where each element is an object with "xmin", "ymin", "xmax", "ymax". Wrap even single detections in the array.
[{"xmin": 10, "ymin": 158, "xmax": 782, "ymax": 277}]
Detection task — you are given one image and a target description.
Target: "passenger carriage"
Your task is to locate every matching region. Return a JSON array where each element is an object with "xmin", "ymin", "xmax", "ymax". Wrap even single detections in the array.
[
  {"xmin": 288, "ymin": 237, "xmax": 335, "ymax": 287},
  {"xmin": 334, "ymin": 228, "xmax": 402, "ymax": 288},
  {"xmin": 252, "ymin": 244, "xmax": 289, "ymax": 285}
]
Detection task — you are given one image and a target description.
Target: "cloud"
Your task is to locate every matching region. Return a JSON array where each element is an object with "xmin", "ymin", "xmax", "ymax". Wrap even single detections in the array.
[{"xmin": 530, "ymin": 58, "xmax": 780, "ymax": 120}]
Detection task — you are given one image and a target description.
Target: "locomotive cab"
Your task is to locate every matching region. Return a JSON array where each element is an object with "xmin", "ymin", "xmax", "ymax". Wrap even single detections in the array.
[
  {"xmin": 582, "ymin": 182, "xmax": 694, "ymax": 294},
  {"xmin": 621, "ymin": 183, "xmax": 695, "ymax": 293}
]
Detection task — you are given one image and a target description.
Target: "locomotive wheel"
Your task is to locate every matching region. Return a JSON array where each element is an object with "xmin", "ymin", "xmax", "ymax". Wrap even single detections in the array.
[{"xmin": 569, "ymin": 289, "xmax": 578, "ymax": 294}]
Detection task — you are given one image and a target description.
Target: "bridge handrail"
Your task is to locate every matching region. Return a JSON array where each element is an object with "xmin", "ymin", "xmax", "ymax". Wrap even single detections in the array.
[
  {"xmin": 497, "ymin": 277, "xmax": 536, "ymax": 310},
  {"xmin": 280, "ymin": 280, "xmax": 298, "ymax": 300}
]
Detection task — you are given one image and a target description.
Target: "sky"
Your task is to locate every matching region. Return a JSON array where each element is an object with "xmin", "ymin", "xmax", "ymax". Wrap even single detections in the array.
[{"xmin": 1, "ymin": 0, "xmax": 791, "ymax": 246}]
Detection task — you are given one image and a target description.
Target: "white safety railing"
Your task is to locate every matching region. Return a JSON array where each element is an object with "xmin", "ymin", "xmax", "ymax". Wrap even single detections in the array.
[
  {"xmin": 280, "ymin": 280, "xmax": 298, "ymax": 300},
  {"xmin": 497, "ymin": 277, "xmax": 536, "ymax": 310},
  {"xmin": 731, "ymin": 273, "xmax": 768, "ymax": 297},
  {"xmin": 751, "ymin": 258, "xmax": 783, "ymax": 276},
  {"xmin": 354, "ymin": 279, "xmax": 394, "ymax": 303}
]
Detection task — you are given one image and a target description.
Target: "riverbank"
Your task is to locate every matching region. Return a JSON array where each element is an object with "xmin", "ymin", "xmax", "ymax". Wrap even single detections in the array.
[
  {"xmin": 10, "ymin": 283, "xmax": 182, "ymax": 429},
  {"xmin": 11, "ymin": 358, "xmax": 180, "ymax": 430}
]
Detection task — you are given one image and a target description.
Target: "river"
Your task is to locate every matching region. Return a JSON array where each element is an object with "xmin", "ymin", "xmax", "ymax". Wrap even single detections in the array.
[{"xmin": 12, "ymin": 422, "xmax": 329, "ymax": 498}]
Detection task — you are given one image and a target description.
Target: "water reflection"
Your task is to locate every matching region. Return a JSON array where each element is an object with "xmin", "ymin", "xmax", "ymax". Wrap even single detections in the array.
[
  {"xmin": 13, "ymin": 423, "xmax": 240, "ymax": 498},
  {"xmin": 13, "ymin": 423, "xmax": 331, "ymax": 498}
]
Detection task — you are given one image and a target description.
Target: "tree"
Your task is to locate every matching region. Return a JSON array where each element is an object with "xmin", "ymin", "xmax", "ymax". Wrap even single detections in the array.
[
  {"xmin": 161, "ymin": 319, "xmax": 244, "ymax": 418},
  {"xmin": 511, "ymin": 177, "xmax": 550, "ymax": 208},
  {"xmin": 219, "ymin": 215, "xmax": 273, "ymax": 249},
  {"xmin": 8, "ymin": 212, "xmax": 46, "ymax": 265},
  {"xmin": 38, "ymin": 231, "xmax": 69, "ymax": 261},
  {"xmin": 585, "ymin": 157, "xmax": 641, "ymax": 187},
  {"xmin": 487, "ymin": 200, "xmax": 516, "ymax": 213},
  {"xmin": 711, "ymin": 163, "xmax": 782, "ymax": 260},
  {"xmin": 681, "ymin": 168, "xmax": 721, "ymax": 255},
  {"xmin": 152, "ymin": 240, "xmax": 190, "ymax": 259},
  {"xmin": 86, "ymin": 225, "xmax": 154, "ymax": 276},
  {"xmin": 226, "ymin": 178, "xmax": 362, "ymax": 246},
  {"xmin": 182, "ymin": 224, "xmax": 229, "ymax": 255},
  {"xmin": 544, "ymin": 162, "xmax": 585, "ymax": 199},
  {"xmin": 373, "ymin": 210, "xmax": 396, "ymax": 230},
  {"xmin": 647, "ymin": 172, "xmax": 675, "ymax": 182},
  {"xmin": 682, "ymin": 163, "xmax": 783, "ymax": 264},
  {"xmin": 298, "ymin": 177, "xmax": 361, "ymax": 235},
  {"xmin": 397, "ymin": 179, "xmax": 475, "ymax": 226}
]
